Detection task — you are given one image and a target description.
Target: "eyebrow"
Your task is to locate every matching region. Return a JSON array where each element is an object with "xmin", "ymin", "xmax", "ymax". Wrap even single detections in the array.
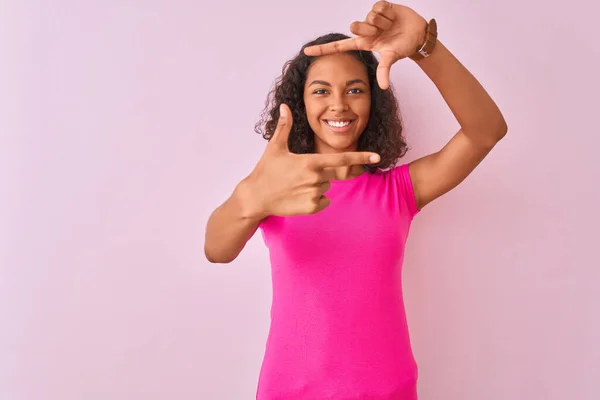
[{"xmin": 308, "ymin": 79, "xmax": 368, "ymax": 87}]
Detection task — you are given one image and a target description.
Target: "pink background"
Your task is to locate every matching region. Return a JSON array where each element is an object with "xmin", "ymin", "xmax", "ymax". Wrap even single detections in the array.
[{"xmin": 1, "ymin": 0, "xmax": 599, "ymax": 399}]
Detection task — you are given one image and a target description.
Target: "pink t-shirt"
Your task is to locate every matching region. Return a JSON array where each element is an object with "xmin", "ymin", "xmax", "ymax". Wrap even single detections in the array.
[{"xmin": 257, "ymin": 163, "xmax": 420, "ymax": 400}]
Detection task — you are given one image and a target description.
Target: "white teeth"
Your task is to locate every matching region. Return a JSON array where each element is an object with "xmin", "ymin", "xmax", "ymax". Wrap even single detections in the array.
[{"xmin": 326, "ymin": 120, "xmax": 351, "ymax": 127}]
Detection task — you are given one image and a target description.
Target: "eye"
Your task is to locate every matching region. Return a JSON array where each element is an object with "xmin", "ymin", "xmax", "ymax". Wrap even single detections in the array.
[{"xmin": 313, "ymin": 88, "xmax": 364, "ymax": 95}]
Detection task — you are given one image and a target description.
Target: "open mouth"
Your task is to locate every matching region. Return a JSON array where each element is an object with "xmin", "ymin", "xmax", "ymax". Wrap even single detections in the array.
[{"xmin": 322, "ymin": 119, "xmax": 356, "ymax": 133}]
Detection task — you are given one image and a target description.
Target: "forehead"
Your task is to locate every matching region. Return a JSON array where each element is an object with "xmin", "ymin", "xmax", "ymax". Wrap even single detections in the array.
[{"xmin": 306, "ymin": 53, "xmax": 368, "ymax": 80}]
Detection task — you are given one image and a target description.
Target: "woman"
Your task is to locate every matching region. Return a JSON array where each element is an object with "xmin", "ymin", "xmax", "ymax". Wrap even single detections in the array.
[{"xmin": 205, "ymin": 1, "xmax": 507, "ymax": 399}]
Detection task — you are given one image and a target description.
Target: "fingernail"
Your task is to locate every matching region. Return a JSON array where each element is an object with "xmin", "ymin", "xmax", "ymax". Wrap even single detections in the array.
[{"xmin": 370, "ymin": 154, "xmax": 380, "ymax": 163}]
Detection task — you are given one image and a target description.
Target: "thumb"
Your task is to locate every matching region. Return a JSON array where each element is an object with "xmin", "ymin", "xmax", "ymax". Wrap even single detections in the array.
[
  {"xmin": 269, "ymin": 103, "xmax": 293, "ymax": 151},
  {"xmin": 376, "ymin": 51, "xmax": 397, "ymax": 90}
]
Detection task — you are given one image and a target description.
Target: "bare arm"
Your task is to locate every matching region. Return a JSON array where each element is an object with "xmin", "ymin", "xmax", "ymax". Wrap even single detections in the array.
[
  {"xmin": 204, "ymin": 104, "xmax": 380, "ymax": 264},
  {"xmin": 303, "ymin": 3, "xmax": 508, "ymax": 211},
  {"xmin": 204, "ymin": 179, "xmax": 265, "ymax": 264},
  {"xmin": 410, "ymin": 41, "xmax": 508, "ymax": 210}
]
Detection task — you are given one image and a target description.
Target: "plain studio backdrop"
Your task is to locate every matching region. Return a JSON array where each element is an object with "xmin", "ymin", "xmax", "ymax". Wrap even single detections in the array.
[{"xmin": 1, "ymin": 0, "xmax": 599, "ymax": 399}]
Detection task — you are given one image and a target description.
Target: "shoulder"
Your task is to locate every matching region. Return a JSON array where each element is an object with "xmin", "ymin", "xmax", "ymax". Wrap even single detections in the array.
[{"xmin": 383, "ymin": 163, "xmax": 420, "ymax": 216}]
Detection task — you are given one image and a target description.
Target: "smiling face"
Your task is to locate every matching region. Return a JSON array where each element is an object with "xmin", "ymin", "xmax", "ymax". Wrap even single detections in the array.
[{"xmin": 303, "ymin": 53, "xmax": 371, "ymax": 154}]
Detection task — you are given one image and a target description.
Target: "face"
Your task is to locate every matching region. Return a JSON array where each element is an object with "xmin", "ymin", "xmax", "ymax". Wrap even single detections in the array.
[{"xmin": 303, "ymin": 53, "xmax": 371, "ymax": 154}]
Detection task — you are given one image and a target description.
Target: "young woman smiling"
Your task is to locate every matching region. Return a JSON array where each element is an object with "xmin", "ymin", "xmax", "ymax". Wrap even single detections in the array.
[{"xmin": 205, "ymin": 2, "xmax": 507, "ymax": 399}]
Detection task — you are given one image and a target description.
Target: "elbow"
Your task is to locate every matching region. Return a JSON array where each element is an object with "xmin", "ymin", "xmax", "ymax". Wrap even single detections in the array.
[
  {"xmin": 204, "ymin": 246, "xmax": 235, "ymax": 264},
  {"xmin": 205, "ymin": 255, "xmax": 234, "ymax": 264},
  {"xmin": 491, "ymin": 111, "xmax": 508, "ymax": 141},
  {"xmin": 205, "ymin": 255, "xmax": 227, "ymax": 264},
  {"xmin": 478, "ymin": 117, "xmax": 508, "ymax": 149},
  {"xmin": 496, "ymin": 117, "xmax": 508, "ymax": 141}
]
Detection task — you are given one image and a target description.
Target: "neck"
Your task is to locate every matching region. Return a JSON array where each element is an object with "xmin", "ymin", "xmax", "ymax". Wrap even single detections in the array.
[{"xmin": 334, "ymin": 164, "xmax": 366, "ymax": 180}]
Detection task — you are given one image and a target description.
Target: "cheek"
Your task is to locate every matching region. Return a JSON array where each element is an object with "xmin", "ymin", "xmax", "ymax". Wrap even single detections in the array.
[
  {"xmin": 357, "ymin": 98, "xmax": 371, "ymax": 115},
  {"xmin": 354, "ymin": 99, "xmax": 371, "ymax": 124},
  {"xmin": 301, "ymin": 103, "xmax": 320, "ymax": 132},
  {"xmin": 304, "ymin": 99, "xmax": 325, "ymax": 123}
]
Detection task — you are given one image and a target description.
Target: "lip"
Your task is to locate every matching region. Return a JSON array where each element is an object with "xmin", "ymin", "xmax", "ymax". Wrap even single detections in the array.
[{"xmin": 322, "ymin": 119, "xmax": 356, "ymax": 134}]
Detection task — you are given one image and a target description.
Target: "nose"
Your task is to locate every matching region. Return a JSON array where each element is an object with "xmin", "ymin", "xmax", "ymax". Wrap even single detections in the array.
[{"xmin": 329, "ymin": 91, "xmax": 349, "ymax": 112}]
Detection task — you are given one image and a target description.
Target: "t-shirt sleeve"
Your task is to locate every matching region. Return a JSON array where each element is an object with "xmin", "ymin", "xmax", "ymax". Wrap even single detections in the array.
[{"xmin": 392, "ymin": 163, "xmax": 420, "ymax": 218}]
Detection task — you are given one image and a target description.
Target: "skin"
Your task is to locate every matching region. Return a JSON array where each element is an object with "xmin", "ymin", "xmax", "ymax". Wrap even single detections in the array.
[
  {"xmin": 205, "ymin": 1, "xmax": 508, "ymax": 263},
  {"xmin": 304, "ymin": 1, "xmax": 508, "ymax": 210},
  {"xmin": 303, "ymin": 53, "xmax": 372, "ymax": 180}
]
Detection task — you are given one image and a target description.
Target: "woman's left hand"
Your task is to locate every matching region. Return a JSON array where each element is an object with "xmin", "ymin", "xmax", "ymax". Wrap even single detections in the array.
[{"xmin": 304, "ymin": 1, "xmax": 427, "ymax": 90}]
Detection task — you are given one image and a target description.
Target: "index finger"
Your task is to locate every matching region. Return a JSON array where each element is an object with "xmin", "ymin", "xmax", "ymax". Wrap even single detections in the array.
[
  {"xmin": 303, "ymin": 37, "xmax": 364, "ymax": 57},
  {"xmin": 310, "ymin": 152, "xmax": 380, "ymax": 169}
]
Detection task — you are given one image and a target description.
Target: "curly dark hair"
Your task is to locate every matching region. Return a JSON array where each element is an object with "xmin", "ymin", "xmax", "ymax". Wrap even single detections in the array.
[{"xmin": 254, "ymin": 32, "xmax": 408, "ymax": 172}]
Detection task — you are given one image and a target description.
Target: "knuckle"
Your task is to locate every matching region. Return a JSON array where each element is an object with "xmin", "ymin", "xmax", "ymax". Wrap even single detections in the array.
[
  {"xmin": 299, "ymin": 156, "xmax": 315, "ymax": 170},
  {"xmin": 374, "ymin": 1, "xmax": 389, "ymax": 12},
  {"xmin": 367, "ymin": 10, "xmax": 378, "ymax": 22},
  {"xmin": 306, "ymin": 202, "xmax": 320, "ymax": 215},
  {"xmin": 320, "ymin": 196, "xmax": 331, "ymax": 210},
  {"xmin": 309, "ymin": 172, "xmax": 323, "ymax": 185}
]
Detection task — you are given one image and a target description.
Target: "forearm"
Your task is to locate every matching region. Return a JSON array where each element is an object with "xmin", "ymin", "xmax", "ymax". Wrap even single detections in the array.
[
  {"xmin": 204, "ymin": 180, "xmax": 265, "ymax": 264},
  {"xmin": 414, "ymin": 41, "xmax": 507, "ymax": 145}
]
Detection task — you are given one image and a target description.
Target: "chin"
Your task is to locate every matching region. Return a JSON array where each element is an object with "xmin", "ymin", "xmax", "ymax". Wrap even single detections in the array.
[{"xmin": 318, "ymin": 135, "xmax": 361, "ymax": 152}]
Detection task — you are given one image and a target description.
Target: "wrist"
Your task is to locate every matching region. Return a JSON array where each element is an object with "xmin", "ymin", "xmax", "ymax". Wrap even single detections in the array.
[
  {"xmin": 409, "ymin": 18, "xmax": 438, "ymax": 62},
  {"xmin": 234, "ymin": 177, "xmax": 269, "ymax": 221}
]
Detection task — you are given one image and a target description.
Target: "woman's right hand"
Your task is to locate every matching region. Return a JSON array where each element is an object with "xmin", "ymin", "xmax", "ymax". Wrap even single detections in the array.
[{"xmin": 240, "ymin": 104, "xmax": 381, "ymax": 219}]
